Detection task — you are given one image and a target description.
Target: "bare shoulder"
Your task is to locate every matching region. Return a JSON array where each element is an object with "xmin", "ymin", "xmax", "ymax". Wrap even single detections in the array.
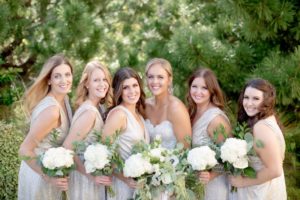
[
  {"xmin": 253, "ymin": 120, "xmax": 275, "ymax": 140},
  {"xmin": 35, "ymin": 105, "xmax": 60, "ymax": 122},
  {"xmin": 106, "ymin": 107, "xmax": 127, "ymax": 122},
  {"xmin": 168, "ymin": 96, "xmax": 188, "ymax": 114},
  {"xmin": 209, "ymin": 114, "xmax": 230, "ymax": 128}
]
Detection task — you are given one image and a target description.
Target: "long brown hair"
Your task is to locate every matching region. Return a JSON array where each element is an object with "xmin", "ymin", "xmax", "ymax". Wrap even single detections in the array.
[
  {"xmin": 24, "ymin": 54, "xmax": 73, "ymax": 115},
  {"xmin": 74, "ymin": 60, "xmax": 113, "ymax": 110},
  {"xmin": 110, "ymin": 67, "xmax": 146, "ymax": 117},
  {"xmin": 237, "ymin": 78, "xmax": 278, "ymax": 129},
  {"xmin": 186, "ymin": 68, "xmax": 225, "ymax": 122}
]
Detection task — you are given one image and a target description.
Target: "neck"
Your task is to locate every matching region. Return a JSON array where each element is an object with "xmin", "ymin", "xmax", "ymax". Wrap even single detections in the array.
[
  {"xmin": 48, "ymin": 91, "xmax": 65, "ymax": 104},
  {"xmin": 154, "ymin": 92, "xmax": 169, "ymax": 106},
  {"xmin": 121, "ymin": 102, "xmax": 137, "ymax": 113},
  {"xmin": 88, "ymin": 96, "xmax": 101, "ymax": 107}
]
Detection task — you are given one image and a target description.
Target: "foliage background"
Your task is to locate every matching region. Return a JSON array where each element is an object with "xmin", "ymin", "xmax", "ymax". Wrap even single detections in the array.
[{"xmin": 0, "ymin": 0, "xmax": 299, "ymax": 199}]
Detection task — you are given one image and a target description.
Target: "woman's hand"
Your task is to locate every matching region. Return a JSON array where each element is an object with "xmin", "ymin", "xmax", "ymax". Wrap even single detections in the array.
[
  {"xmin": 93, "ymin": 175, "xmax": 113, "ymax": 186},
  {"xmin": 123, "ymin": 177, "xmax": 140, "ymax": 189},
  {"xmin": 198, "ymin": 171, "xmax": 212, "ymax": 184},
  {"xmin": 44, "ymin": 176, "xmax": 69, "ymax": 191},
  {"xmin": 229, "ymin": 175, "xmax": 245, "ymax": 188}
]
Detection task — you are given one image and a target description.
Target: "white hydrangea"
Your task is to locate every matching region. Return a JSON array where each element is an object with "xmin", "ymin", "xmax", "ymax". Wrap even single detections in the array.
[
  {"xmin": 187, "ymin": 146, "xmax": 218, "ymax": 171},
  {"xmin": 42, "ymin": 147, "xmax": 74, "ymax": 169},
  {"xmin": 123, "ymin": 153, "xmax": 153, "ymax": 178},
  {"xmin": 220, "ymin": 138, "xmax": 248, "ymax": 169},
  {"xmin": 84, "ymin": 143, "xmax": 110, "ymax": 173}
]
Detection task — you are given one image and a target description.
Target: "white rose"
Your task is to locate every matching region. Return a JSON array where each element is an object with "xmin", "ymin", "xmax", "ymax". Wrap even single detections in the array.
[{"xmin": 187, "ymin": 146, "xmax": 218, "ymax": 171}]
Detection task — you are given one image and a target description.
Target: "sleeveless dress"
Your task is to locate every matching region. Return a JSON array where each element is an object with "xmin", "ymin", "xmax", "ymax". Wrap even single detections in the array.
[
  {"xmin": 145, "ymin": 119, "xmax": 177, "ymax": 200},
  {"xmin": 192, "ymin": 107, "xmax": 230, "ymax": 200},
  {"xmin": 68, "ymin": 102, "xmax": 105, "ymax": 200},
  {"xmin": 18, "ymin": 96, "xmax": 72, "ymax": 200},
  {"xmin": 108, "ymin": 105, "xmax": 149, "ymax": 200},
  {"xmin": 229, "ymin": 116, "xmax": 287, "ymax": 200}
]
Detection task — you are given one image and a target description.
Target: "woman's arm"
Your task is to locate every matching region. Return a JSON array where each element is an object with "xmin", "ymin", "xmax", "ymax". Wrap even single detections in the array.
[
  {"xmin": 19, "ymin": 106, "xmax": 68, "ymax": 190},
  {"xmin": 169, "ymin": 100, "xmax": 192, "ymax": 148},
  {"xmin": 230, "ymin": 122, "xmax": 283, "ymax": 187},
  {"xmin": 102, "ymin": 109, "xmax": 126, "ymax": 139}
]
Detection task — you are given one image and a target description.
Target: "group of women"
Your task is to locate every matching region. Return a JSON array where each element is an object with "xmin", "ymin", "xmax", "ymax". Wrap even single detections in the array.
[{"xmin": 18, "ymin": 54, "xmax": 286, "ymax": 200}]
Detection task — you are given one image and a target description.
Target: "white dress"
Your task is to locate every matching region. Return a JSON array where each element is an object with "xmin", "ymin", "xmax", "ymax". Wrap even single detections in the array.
[
  {"xmin": 18, "ymin": 96, "xmax": 72, "ymax": 200},
  {"xmin": 68, "ymin": 102, "xmax": 105, "ymax": 200},
  {"xmin": 145, "ymin": 119, "xmax": 177, "ymax": 200},
  {"xmin": 108, "ymin": 105, "xmax": 149, "ymax": 200},
  {"xmin": 229, "ymin": 116, "xmax": 287, "ymax": 200},
  {"xmin": 192, "ymin": 107, "xmax": 230, "ymax": 200}
]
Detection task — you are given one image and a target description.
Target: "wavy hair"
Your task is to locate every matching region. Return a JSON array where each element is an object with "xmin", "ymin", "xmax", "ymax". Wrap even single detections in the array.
[
  {"xmin": 110, "ymin": 67, "xmax": 146, "ymax": 117},
  {"xmin": 74, "ymin": 60, "xmax": 113, "ymax": 110},
  {"xmin": 237, "ymin": 78, "xmax": 279, "ymax": 129},
  {"xmin": 24, "ymin": 54, "xmax": 73, "ymax": 115},
  {"xmin": 186, "ymin": 68, "xmax": 225, "ymax": 122}
]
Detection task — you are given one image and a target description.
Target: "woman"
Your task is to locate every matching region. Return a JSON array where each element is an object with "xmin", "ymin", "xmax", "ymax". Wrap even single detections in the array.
[
  {"xmin": 145, "ymin": 58, "xmax": 191, "ymax": 148},
  {"xmin": 63, "ymin": 60, "xmax": 113, "ymax": 199},
  {"xmin": 187, "ymin": 68, "xmax": 231, "ymax": 200},
  {"xmin": 102, "ymin": 67, "xmax": 149, "ymax": 200},
  {"xmin": 229, "ymin": 78, "xmax": 286, "ymax": 200},
  {"xmin": 18, "ymin": 54, "xmax": 73, "ymax": 200}
]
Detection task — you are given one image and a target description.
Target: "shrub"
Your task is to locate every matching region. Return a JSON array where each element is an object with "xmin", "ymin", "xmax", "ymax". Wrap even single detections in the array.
[{"xmin": 0, "ymin": 121, "xmax": 24, "ymax": 200}]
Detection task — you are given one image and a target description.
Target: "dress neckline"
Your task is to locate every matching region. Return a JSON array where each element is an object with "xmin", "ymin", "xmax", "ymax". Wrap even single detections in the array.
[{"xmin": 145, "ymin": 119, "xmax": 172, "ymax": 128}]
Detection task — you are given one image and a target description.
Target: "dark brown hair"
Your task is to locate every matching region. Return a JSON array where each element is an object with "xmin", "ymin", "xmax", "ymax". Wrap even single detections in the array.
[
  {"xmin": 109, "ymin": 67, "xmax": 146, "ymax": 117},
  {"xmin": 186, "ymin": 68, "xmax": 225, "ymax": 122},
  {"xmin": 237, "ymin": 78, "xmax": 278, "ymax": 128}
]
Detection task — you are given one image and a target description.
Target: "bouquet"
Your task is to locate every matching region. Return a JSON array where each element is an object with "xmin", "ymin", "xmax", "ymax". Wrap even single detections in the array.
[
  {"xmin": 219, "ymin": 123, "xmax": 263, "ymax": 192},
  {"xmin": 83, "ymin": 132, "xmax": 123, "ymax": 197},
  {"xmin": 123, "ymin": 136, "xmax": 191, "ymax": 200},
  {"xmin": 40, "ymin": 147, "xmax": 75, "ymax": 200},
  {"xmin": 186, "ymin": 146, "xmax": 218, "ymax": 199}
]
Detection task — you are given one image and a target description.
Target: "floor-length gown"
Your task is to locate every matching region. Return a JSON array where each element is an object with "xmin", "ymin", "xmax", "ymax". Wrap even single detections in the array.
[
  {"xmin": 18, "ymin": 96, "xmax": 72, "ymax": 200},
  {"xmin": 229, "ymin": 116, "xmax": 286, "ymax": 200},
  {"xmin": 68, "ymin": 102, "xmax": 105, "ymax": 200},
  {"xmin": 145, "ymin": 119, "xmax": 177, "ymax": 200},
  {"xmin": 192, "ymin": 107, "xmax": 230, "ymax": 200},
  {"xmin": 108, "ymin": 105, "xmax": 149, "ymax": 200}
]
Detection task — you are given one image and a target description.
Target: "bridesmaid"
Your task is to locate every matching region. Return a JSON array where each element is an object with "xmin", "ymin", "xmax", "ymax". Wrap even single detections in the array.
[
  {"xmin": 144, "ymin": 58, "xmax": 192, "ymax": 148},
  {"xmin": 63, "ymin": 60, "xmax": 113, "ymax": 199},
  {"xmin": 187, "ymin": 68, "xmax": 231, "ymax": 200},
  {"xmin": 102, "ymin": 67, "xmax": 149, "ymax": 200},
  {"xmin": 18, "ymin": 54, "xmax": 73, "ymax": 200},
  {"xmin": 229, "ymin": 78, "xmax": 286, "ymax": 200}
]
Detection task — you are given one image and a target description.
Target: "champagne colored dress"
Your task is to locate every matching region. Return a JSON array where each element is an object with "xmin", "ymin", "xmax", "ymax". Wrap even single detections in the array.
[
  {"xmin": 192, "ymin": 107, "xmax": 230, "ymax": 200},
  {"xmin": 108, "ymin": 105, "xmax": 149, "ymax": 200},
  {"xmin": 68, "ymin": 101, "xmax": 105, "ymax": 200},
  {"xmin": 229, "ymin": 116, "xmax": 287, "ymax": 200},
  {"xmin": 18, "ymin": 96, "xmax": 72, "ymax": 200}
]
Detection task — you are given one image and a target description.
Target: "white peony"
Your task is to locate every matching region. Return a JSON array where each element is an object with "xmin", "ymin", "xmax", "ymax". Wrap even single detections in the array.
[
  {"xmin": 84, "ymin": 143, "xmax": 110, "ymax": 173},
  {"xmin": 42, "ymin": 147, "xmax": 74, "ymax": 169},
  {"xmin": 187, "ymin": 146, "xmax": 218, "ymax": 171},
  {"xmin": 220, "ymin": 138, "xmax": 248, "ymax": 169},
  {"xmin": 123, "ymin": 153, "xmax": 153, "ymax": 178}
]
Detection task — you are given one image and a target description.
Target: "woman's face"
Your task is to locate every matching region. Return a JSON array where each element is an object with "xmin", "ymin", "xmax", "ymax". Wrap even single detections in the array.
[
  {"xmin": 146, "ymin": 64, "xmax": 171, "ymax": 96},
  {"xmin": 121, "ymin": 77, "xmax": 141, "ymax": 106},
  {"xmin": 190, "ymin": 77, "xmax": 211, "ymax": 106},
  {"xmin": 49, "ymin": 64, "xmax": 73, "ymax": 95},
  {"xmin": 87, "ymin": 68, "xmax": 109, "ymax": 101},
  {"xmin": 243, "ymin": 86, "xmax": 264, "ymax": 117}
]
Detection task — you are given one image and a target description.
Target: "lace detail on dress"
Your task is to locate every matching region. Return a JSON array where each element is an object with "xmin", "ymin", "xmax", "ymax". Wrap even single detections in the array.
[{"xmin": 145, "ymin": 119, "xmax": 177, "ymax": 149}]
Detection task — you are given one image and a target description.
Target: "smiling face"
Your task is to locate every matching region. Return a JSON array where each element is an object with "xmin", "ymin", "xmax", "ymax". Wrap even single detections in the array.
[
  {"xmin": 87, "ymin": 68, "xmax": 109, "ymax": 101},
  {"xmin": 190, "ymin": 77, "xmax": 211, "ymax": 106},
  {"xmin": 243, "ymin": 86, "xmax": 264, "ymax": 117},
  {"xmin": 146, "ymin": 64, "xmax": 171, "ymax": 96},
  {"xmin": 121, "ymin": 77, "xmax": 141, "ymax": 106},
  {"xmin": 49, "ymin": 64, "xmax": 73, "ymax": 96}
]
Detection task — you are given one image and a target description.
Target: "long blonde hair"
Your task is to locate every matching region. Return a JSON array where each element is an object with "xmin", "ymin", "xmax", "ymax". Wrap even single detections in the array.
[
  {"xmin": 75, "ymin": 60, "xmax": 113, "ymax": 110},
  {"xmin": 24, "ymin": 54, "xmax": 73, "ymax": 115}
]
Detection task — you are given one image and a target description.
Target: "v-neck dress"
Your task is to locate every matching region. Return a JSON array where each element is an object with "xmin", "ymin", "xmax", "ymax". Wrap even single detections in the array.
[
  {"xmin": 107, "ymin": 105, "xmax": 149, "ymax": 200},
  {"xmin": 18, "ymin": 96, "xmax": 72, "ymax": 200}
]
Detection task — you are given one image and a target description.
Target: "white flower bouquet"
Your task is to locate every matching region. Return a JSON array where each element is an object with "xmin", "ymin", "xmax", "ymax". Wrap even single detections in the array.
[
  {"xmin": 40, "ymin": 147, "xmax": 75, "ymax": 200},
  {"xmin": 83, "ymin": 132, "xmax": 123, "ymax": 196},
  {"xmin": 218, "ymin": 123, "xmax": 263, "ymax": 192},
  {"xmin": 124, "ymin": 136, "xmax": 191, "ymax": 200}
]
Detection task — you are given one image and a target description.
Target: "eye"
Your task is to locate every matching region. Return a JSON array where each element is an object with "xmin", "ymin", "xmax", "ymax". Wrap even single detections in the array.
[
  {"xmin": 65, "ymin": 72, "xmax": 72, "ymax": 77},
  {"xmin": 123, "ymin": 85, "xmax": 128, "ymax": 90},
  {"xmin": 254, "ymin": 97, "xmax": 260, "ymax": 101},
  {"xmin": 243, "ymin": 96, "xmax": 249, "ymax": 99},
  {"xmin": 202, "ymin": 86, "xmax": 208, "ymax": 90},
  {"xmin": 191, "ymin": 85, "xmax": 197, "ymax": 88},
  {"xmin": 147, "ymin": 75, "xmax": 154, "ymax": 79},
  {"xmin": 133, "ymin": 83, "xmax": 139, "ymax": 88},
  {"xmin": 158, "ymin": 75, "xmax": 164, "ymax": 79}
]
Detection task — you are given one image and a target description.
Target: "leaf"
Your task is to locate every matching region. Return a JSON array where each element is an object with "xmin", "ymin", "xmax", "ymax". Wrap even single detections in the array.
[
  {"xmin": 243, "ymin": 167, "xmax": 256, "ymax": 178},
  {"xmin": 244, "ymin": 132, "xmax": 254, "ymax": 143},
  {"xmin": 255, "ymin": 139, "xmax": 264, "ymax": 148}
]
